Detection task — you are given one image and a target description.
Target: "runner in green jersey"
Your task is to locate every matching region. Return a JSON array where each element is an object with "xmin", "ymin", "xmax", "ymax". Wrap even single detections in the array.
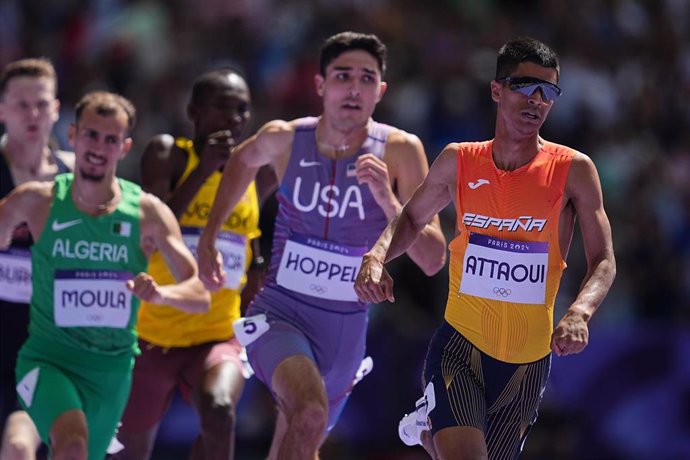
[{"xmin": 0, "ymin": 91, "xmax": 210, "ymax": 460}]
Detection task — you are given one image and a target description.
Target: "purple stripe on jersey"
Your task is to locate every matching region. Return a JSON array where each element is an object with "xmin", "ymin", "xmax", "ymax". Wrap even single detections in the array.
[
  {"xmin": 0, "ymin": 248, "xmax": 31, "ymax": 258},
  {"xmin": 469, "ymin": 233, "xmax": 549, "ymax": 253}
]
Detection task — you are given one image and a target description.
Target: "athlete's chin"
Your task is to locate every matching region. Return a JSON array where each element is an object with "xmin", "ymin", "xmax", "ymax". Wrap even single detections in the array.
[{"xmin": 78, "ymin": 169, "xmax": 105, "ymax": 182}]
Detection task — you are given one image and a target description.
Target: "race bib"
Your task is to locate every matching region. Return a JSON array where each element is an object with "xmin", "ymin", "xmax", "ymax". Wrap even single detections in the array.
[
  {"xmin": 0, "ymin": 248, "xmax": 32, "ymax": 303},
  {"xmin": 459, "ymin": 233, "xmax": 548, "ymax": 304},
  {"xmin": 232, "ymin": 313, "xmax": 269, "ymax": 347},
  {"xmin": 54, "ymin": 270, "xmax": 133, "ymax": 328},
  {"xmin": 276, "ymin": 233, "xmax": 366, "ymax": 302},
  {"xmin": 181, "ymin": 227, "xmax": 247, "ymax": 290}
]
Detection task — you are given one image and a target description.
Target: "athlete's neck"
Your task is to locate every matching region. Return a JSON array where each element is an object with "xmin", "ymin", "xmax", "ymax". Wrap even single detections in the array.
[
  {"xmin": 315, "ymin": 117, "xmax": 370, "ymax": 160},
  {"xmin": 3, "ymin": 136, "xmax": 54, "ymax": 178},
  {"xmin": 491, "ymin": 132, "xmax": 544, "ymax": 172},
  {"xmin": 71, "ymin": 175, "xmax": 121, "ymax": 216}
]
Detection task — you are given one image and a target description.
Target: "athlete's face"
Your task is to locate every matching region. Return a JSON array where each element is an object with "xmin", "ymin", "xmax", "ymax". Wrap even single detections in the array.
[
  {"xmin": 315, "ymin": 50, "xmax": 387, "ymax": 129},
  {"xmin": 189, "ymin": 73, "xmax": 251, "ymax": 143},
  {"xmin": 491, "ymin": 61, "xmax": 558, "ymax": 137},
  {"xmin": 0, "ymin": 76, "xmax": 59, "ymax": 144},
  {"xmin": 68, "ymin": 105, "xmax": 132, "ymax": 182}
]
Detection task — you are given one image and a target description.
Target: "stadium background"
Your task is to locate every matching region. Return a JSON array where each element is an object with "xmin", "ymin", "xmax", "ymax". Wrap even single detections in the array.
[{"xmin": 1, "ymin": 1, "xmax": 689, "ymax": 459}]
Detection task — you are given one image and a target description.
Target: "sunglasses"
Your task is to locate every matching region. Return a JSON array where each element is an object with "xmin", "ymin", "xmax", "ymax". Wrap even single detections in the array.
[{"xmin": 497, "ymin": 76, "xmax": 563, "ymax": 102}]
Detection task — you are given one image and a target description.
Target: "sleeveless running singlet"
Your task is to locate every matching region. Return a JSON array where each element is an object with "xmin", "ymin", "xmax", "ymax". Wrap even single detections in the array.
[
  {"xmin": 445, "ymin": 140, "xmax": 573, "ymax": 363},
  {"xmin": 30, "ymin": 173, "xmax": 147, "ymax": 356},
  {"xmin": 137, "ymin": 137, "xmax": 261, "ymax": 347}
]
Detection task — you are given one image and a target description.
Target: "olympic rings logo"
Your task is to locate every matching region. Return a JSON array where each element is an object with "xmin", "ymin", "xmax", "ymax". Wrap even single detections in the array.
[
  {"xmin": 493, "ymin": 287, "xmax": 512, "ymax": 297},
  {"xmin": 310, "ymin": 284, "xmax": 327, "ymax": 294}
]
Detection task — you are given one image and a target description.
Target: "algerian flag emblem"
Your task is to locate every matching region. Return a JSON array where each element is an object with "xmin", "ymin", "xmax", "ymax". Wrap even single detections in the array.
[{"xmin": 112, "ymin": 221, "xmax": 131, "ymax": 237}]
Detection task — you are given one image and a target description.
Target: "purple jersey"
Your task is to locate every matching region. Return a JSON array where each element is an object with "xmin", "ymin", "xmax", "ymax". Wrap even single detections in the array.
[{"xmin": 261, "ymin": 117, "xmax": 393, "ymax": 312}]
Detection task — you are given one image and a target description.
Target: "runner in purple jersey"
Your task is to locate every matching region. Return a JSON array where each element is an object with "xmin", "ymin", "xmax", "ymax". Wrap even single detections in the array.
[{"xmin": 198, "ymin": 32, "xmax": 447, "ymax": 459}]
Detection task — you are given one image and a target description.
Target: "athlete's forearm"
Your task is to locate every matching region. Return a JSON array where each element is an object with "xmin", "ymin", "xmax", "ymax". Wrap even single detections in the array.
[
  {"xmin": 200, "ymin": 156, "xmax": 258, "ymax": 246},
  {"xmin": 568, "ymin": 253, "xmax": 616, "ymax": 321},
  {"xmin": 158, "ymin": 278, "xmax": 210, "ymax": 313},
  {"xmin": 164, "ymin": 167, "xmax": 213, "ymax": 219}
]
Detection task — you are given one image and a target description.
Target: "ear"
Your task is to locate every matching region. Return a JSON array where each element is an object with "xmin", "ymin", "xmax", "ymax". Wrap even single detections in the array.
[
  {"xmin": 314, "ymin": 74, "xmax": 325, "ymax": 97},
  {"xmin": 120, "ymin": 137, "xmax": 133, "ymax": 159},
  {"xmin": 376, "ymin": 81, "xmax": 388, "ymax": 103},
  {"xmin": 67, "ymin": 123, "xmax": 77, "ymax": 148},
  {"xmin": 490, "ymin": 80, "xmax": 501, "ymax": 103},
  {"xmin": 51, "ymin": 99, "xmax": 60, "ymax": 124}
]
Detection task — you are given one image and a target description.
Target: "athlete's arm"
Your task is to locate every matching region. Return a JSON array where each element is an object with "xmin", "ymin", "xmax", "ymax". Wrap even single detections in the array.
[
  {"xmin": 0, "ymin": 182, "xmax": 52, "ymax": 248},
  {"xmin": 134, "ymin": 192, "xmax": 210, "ymax": 312},
  {"xmin": 355, "ymin": 144, "xmax": 457, "ymax": 303},
  {"xmin": 140, "ymin": 134, "xmax": 189, "ymax": 217},
  {"xmin": 198, "ymin": 120, "xmax": 293, "ymax": 290},
  {"xmin": 551, "ymin": 153, "xmax": 616, "ymax": 356}
]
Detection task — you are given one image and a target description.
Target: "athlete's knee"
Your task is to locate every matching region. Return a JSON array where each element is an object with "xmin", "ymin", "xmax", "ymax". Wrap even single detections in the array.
[
  {"xmin": 196, "ymin": 389, "xmax": 237, "ymax": 437},
  {"xmin": 1, "ymin": 436, "xmax": 34, "ymax": 460},
  {"xmin": 286, "ymin": 400, "xmax": 328, "ymax": 437},
  {"xmin": 49, "ymin": 411, "xmax": 87, "ymax": 460},
  {"xmin": 51, "ymin": 437, "xmax": 87, "ymax": 460}
]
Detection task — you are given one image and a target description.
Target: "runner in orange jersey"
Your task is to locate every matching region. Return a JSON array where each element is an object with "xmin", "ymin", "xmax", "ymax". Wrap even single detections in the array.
[{"xmin": 355, "ymin": 37, "xmax": 616, "ymax": 460}]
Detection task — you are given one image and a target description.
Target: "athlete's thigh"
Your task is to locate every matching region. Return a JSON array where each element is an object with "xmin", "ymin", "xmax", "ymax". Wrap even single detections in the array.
[
  {"xmin": 484, "ymin": 355, "xmax": 550, "ymax": 460},
  {"xmin": 185, "ymin": 339, "xmax": 246, "ymax": 408},
  {"xmin": 83, "ymin": 366, "xmax": 133, "ymax": 460},
  {"xmin": 423, "ymin": 321, "xmax": 486, "ymax": 436},
  {"xmin": 119, "ymin": 341, "xmax": 179, "ymax": 434},
  {"xmin": 321, "ymin": 312, "xmax": 367, "ymax": 432},
  {"xmin": 15, "ymin": 356, "xmax": 82, "ymax": 446}
]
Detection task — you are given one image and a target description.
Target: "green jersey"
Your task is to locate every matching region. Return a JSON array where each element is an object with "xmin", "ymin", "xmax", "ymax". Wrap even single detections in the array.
[{"xmin": 30, "ymin": 173, "xmax": 147, "ymax": 356}]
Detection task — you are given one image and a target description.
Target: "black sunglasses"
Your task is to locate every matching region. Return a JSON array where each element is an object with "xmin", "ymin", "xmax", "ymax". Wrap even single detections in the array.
[{"xmin": 497, "ymin": 76, "xmax": 563, "ymax": 102}]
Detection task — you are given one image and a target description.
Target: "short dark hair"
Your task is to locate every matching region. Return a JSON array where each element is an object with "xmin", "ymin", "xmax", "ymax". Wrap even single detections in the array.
[
  {"xmin": 74, "ymin": 91, "xmax": 137, "ymax": 132},
  {"xmin": 319, "ymin": 31, "xmax": 387, "ymax": 77},
  {"xmin": 0, "ymin": 57, "xmax": 57, "ymax": 96},
  {"xmin": 190, "ymin": 68, "xmax": 248, "ymax": 106},
  {"xmin": 495, "ymin": 37, "xmax": 560, "ymax": 81}
]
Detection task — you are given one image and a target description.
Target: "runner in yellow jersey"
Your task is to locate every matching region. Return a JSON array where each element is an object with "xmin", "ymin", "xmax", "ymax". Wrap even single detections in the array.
[
  {"xmin": 116, "ymin": 69, "xmax": 274, "ymax": 460},
  {"xmin": 356, "ymin": 37, "xmax": 616, "ymax": 459}
]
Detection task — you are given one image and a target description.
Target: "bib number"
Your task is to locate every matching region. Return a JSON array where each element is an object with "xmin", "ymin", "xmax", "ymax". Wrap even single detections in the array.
[
  {"xmin": 54, "ymin": 270, "xmax": 133, "ymax": 328},
  {"xmin": 182, "ymin": 227, "xmax": 247, "ymax": 290},
  {"xmin": 276, "ymin": 233, "xmax": 366, "ymax": 302},
  {"xmin": 0, "ymin": 248, "xmax": 32, "ymax": 303},
  {"xmin": 459, "ymin": 233, "xmax": 548, "ymax": 304},
  {"xmin": 232, "ymin": 313, "xmax": 269, "ymax": 346}
]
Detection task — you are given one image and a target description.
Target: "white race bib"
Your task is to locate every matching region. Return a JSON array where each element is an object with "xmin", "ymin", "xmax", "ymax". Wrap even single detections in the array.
[
  {"xmin": 232, "ymin": 313, "xmax": 270, "ymax": 347},
  {"xmin": 0, "ymin": 248, "xmax": 32, "ymax": 303},
  {"xmin": 181, "ymin": 227, "xmax": 247, "ymax": 290},
  {"xmin": 54, "ymin": 270, "xmax": 133, "ymax": 328},
  {"xmin": 459, "ymin": 233, "xmax": 548, "ymax": 304},
  {"xmin": 276, "ymin": 233, "xmax": 365, "ymax": 302}
]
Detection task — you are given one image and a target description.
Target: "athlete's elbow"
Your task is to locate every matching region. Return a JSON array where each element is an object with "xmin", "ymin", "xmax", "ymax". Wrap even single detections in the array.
[{"xmin": 421, "ymin": 249, "xmax": 447, "ymax": 276}]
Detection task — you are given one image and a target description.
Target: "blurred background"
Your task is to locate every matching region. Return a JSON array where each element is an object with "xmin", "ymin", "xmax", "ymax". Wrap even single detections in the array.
[{"xmin": 2, "ymin": 0, "xmax": 689, "ymax": 459}]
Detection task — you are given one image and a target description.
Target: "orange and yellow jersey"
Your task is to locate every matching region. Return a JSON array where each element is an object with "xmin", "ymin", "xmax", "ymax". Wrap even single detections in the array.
[
  {"xmin": 445, "ymin": 140, "xmax": 574, "ymax": 363},
  {"xmin": 137, "ymin": 137, "xmax": 261, "ymax": 347}
]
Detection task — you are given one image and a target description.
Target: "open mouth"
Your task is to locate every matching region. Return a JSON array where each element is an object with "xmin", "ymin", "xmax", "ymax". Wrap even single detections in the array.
[
  {"xmin": 521, "ymin": 111, "xmax": 540, "ymax": 121},
  {"xmin": 342, "ymin": 101, "xmax": 362, "ymax": 111},
  {"xmin": 85, "ymin": 152, "xmax": 107, "ymax": 166}
]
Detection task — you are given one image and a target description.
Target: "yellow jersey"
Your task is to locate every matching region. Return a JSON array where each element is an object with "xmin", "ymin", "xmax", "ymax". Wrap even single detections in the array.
[{"xmin": 137, "ymin": 137, "xmax": 261, "ymax": 347}]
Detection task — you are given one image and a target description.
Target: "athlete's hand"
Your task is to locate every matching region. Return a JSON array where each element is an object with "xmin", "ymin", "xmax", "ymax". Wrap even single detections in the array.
[
  {"xmin": 551, "ymin": 309, "xmax": 590, "ymax": 356},
  {"xmin": 355, "ymin": 154, "xmax": 397, "ymax": 213},
  {"xmin": 127, "ymin": 273, "xmax": 164, "ymax": 304},
  {"xmin": 197, "ymin": 241, "xmax": 226, "ymax": 291},
  {"xmin": 355, "ymin": 253, "xmax": 395, "ymax": 303},
  {"xmin": 197, "ymin": 130, "xmax": 236, "ymax": 175}
]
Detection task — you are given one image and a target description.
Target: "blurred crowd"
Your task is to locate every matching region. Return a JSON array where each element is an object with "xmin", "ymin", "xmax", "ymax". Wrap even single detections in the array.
[{"xmin": 2, "ymin": 0, "xmax": 689, "ymax": 458}]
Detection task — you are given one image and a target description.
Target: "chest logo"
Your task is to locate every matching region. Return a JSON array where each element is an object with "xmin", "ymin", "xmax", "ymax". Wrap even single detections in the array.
[
  {"xmin": 51, "ymin": 219, "xmax": 82, "ymax": 232},
  {"xmin": 468, "ymin": 179, "xmax": 490, "ymax": 190},
  {"xmin": 299, "ymin": 159, "xmax": 322, "ymax": 167}
]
